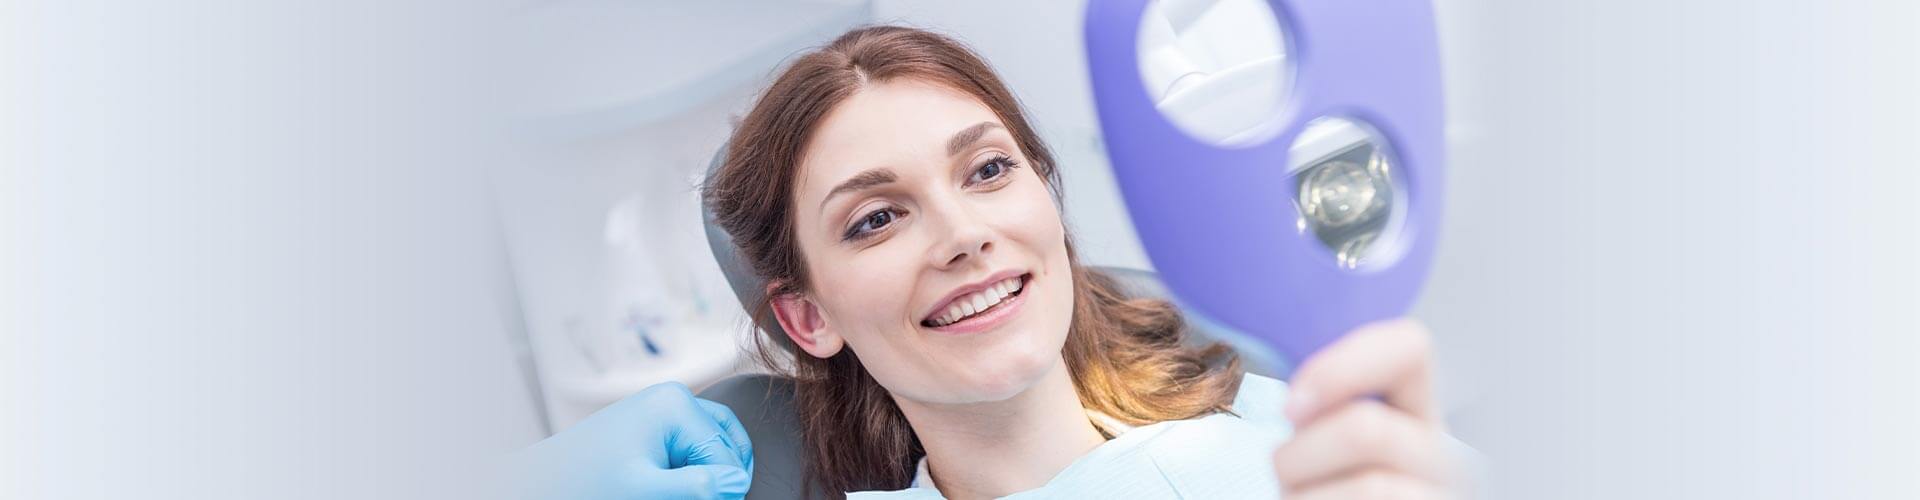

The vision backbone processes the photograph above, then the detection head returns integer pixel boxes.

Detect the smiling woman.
[701,26,1247,496]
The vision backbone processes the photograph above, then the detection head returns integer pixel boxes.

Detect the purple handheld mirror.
[1084,0,1445,367]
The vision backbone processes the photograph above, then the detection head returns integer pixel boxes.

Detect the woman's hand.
[1272,318,1456,499]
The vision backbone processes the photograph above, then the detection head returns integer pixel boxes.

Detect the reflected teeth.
[929,276,1026,327]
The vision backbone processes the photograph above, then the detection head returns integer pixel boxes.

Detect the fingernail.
[1284,387,1315,422]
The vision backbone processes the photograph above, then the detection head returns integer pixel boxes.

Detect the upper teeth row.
[930,276,1024,327]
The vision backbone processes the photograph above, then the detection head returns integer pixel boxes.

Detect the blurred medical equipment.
[493,159,748,432]
[495,0,872,432]
[1086,0,1446,365]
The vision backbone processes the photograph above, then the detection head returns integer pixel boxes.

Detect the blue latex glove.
[516,381,754,500]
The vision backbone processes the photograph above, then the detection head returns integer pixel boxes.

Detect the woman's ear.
[768,284,844,359]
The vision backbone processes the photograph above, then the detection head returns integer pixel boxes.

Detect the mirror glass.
[1287,117,1409,270]
[1136,0,1292,147]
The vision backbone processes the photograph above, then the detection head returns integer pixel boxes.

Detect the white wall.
[1421,1,1919,498]
[3,2,543,498]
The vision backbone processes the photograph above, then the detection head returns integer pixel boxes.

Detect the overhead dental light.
[1085,0,1445,366]
[1290,117,1407,271]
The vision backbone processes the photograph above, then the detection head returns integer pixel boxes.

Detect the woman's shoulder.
[1091,373,1288,499]
[1227,372,1293,431]
[848,374,1295,499]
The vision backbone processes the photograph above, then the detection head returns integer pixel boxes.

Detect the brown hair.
[702,25,1242,495]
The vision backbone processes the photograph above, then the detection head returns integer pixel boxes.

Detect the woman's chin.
[949,346,1062,402]
[905,301,1072,403]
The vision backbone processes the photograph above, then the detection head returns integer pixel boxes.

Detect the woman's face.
[779,78,1075,405]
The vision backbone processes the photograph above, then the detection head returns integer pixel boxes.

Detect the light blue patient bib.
[847,373,1294,499]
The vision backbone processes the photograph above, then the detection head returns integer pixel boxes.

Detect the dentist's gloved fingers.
[641,382,713,425]
[695,397,754,474]
[1284,468,1448,500]
[669,419,750,471]
[1284,318,1437,425]
[517,381,760,500]
[1272,399,1451,489]
[636,383,746,471]
[632,462,751,500]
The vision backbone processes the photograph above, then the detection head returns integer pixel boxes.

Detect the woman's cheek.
[1001,184,1063,244]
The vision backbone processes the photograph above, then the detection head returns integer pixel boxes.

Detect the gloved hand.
[516,381,754,500]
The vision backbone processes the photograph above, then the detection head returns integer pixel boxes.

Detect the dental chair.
[693,151,1284,499]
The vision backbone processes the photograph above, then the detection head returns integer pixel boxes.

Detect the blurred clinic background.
[4,0,1917,499]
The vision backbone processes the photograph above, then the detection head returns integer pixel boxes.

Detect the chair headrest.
[699,147,787,338]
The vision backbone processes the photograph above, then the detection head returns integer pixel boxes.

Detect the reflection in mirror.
[1137,0,1291,146]
[1288,117,1408,270]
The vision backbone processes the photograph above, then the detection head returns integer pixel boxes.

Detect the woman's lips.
[922,274,1030,335]
[920,270,1029,323]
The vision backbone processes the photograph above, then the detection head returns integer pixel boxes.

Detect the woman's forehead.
[796,79,1004,193]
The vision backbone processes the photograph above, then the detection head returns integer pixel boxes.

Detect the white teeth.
[998,277,1022,295]
[928,275,1030,327]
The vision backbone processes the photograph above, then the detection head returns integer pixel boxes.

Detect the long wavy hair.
[702,25,1243,496]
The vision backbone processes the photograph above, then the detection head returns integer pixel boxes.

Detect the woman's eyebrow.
[816,122,1000,212]
[819,168,897,211]
[947,121,1003,156]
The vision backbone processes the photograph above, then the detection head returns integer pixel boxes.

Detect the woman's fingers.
[1272,399,1451,489]
[1284,318,1438,425]
[1284,468,1449,500]
[1273,319,1456,498]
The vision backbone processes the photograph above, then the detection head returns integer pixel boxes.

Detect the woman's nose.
[927,201,995,269]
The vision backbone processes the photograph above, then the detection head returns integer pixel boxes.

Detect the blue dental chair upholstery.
[694,151,1282,499]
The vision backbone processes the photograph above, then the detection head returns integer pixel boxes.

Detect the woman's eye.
[968,155,1020,185]
[845,207,900,241]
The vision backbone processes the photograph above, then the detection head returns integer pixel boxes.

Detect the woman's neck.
[892,359,1107,500]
